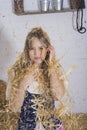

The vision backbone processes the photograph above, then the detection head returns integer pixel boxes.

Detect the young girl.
[7,27,67,130]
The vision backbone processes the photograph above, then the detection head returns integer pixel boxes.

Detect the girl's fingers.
[48,46,55,54]
[32,72,38,77]
[47,46,56,62]
[48,45,55,50]
[32,72,38,81]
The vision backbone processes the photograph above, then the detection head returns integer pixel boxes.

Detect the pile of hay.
[61,113,87,130]
[0,110,87,130]
[0,80,87,130]
[0,80,7,108]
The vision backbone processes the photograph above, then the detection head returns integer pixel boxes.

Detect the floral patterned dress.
[17,82,63,130]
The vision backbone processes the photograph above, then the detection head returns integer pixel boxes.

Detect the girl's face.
[29,38,47,65]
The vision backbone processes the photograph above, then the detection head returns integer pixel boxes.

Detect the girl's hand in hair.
[47,45,56,63]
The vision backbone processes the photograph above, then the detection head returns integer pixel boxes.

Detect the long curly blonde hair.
[8,27,69,116]
[7,27,52,109]
[5,27,76,130]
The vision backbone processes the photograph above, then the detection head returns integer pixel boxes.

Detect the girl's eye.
[29,48,34,50]
[40,47,43,50]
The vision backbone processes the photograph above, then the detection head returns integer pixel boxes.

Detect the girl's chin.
[34,59,43,63]
[33,60,42,65]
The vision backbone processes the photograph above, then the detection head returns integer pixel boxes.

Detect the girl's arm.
[9,86,25,113]
[47,45,66,101]
[9,71,37,112]
[50,68,66,101]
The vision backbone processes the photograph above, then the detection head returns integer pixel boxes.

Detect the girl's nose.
[34,49,40,56]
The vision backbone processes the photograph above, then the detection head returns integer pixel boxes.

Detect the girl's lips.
[34,57,41,60]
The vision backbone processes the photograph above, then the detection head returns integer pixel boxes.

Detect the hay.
[61,113,87,130]
[0,110,87,130]
[0,80,87,130]
[0,80,7,110]
[0,62,87,130]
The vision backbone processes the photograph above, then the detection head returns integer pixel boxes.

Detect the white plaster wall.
[0,0,87,113]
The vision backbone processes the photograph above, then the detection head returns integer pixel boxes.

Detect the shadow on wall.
[0,23,15,80]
